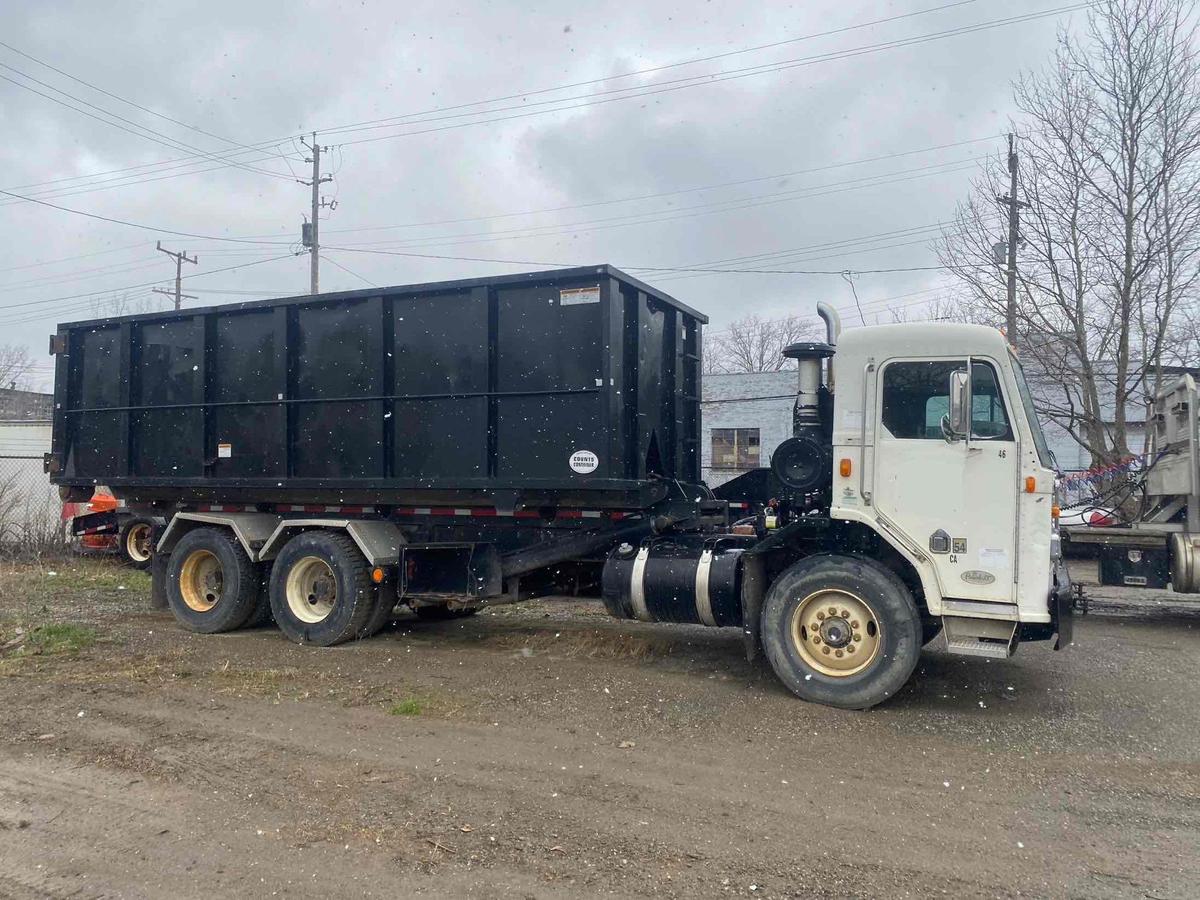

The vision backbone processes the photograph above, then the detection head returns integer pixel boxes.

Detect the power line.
[0,241,148,275]
[323,157,984,255]
[319,136,1001,238]
[0,39,294,166]
[0,64,292,183]
[0,253,301,322]
[312,0,984,140]
[0,186,294,245]
[326,5,1090,147]
[320,253,376,287]
[319,243,964,275]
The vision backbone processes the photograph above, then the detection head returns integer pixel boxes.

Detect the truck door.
[871,357,1018,602]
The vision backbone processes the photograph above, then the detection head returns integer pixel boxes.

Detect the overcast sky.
[0,0,1084,389]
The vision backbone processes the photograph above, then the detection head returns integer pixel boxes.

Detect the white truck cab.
[829,322,1065,656]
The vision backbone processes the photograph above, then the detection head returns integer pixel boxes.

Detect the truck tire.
[119,517,155,570]
[760,555,921,710]
[413,604,478,621]
[166,528,261,633]
[361,590,397,637]
[269,531,376,646]
[243,563,275,628]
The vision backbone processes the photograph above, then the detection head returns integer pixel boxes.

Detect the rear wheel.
[119,517,155,570]
[166,528,260,633]
[269,531,376,646]
[760,555,921,709]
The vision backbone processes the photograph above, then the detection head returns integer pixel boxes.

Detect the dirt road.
[1,559,1198,898]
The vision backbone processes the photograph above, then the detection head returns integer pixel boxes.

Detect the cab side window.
[882,361,959,439]
[881,360,1012,440]
[969,361,1012,440]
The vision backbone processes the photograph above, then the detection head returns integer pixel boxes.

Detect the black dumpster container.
[47,266,707,510]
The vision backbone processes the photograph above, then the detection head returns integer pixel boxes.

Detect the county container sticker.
[569,450,599,473]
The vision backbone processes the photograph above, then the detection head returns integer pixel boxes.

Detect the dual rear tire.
[166,528,389,645]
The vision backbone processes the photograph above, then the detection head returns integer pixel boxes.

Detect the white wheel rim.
[126,523,152,562]
[285,556,337,624]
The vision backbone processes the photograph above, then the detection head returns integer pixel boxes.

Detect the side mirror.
[941,368,970,442]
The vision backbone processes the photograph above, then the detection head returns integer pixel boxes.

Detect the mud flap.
[150,549,169,610]
[740,554,766,662]
[1052,557,1074,650]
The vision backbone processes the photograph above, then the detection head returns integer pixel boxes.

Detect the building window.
[711,428,760,468]
[882,360,1012,440]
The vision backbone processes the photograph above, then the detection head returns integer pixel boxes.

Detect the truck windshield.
[1009,353,1054,468]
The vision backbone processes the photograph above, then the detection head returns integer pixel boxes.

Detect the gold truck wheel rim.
[179,549,223,613]
[790,588,881,677]
[126,523,152,562]
[286,556,337,624]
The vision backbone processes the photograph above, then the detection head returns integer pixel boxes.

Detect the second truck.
[45,265,1071,709]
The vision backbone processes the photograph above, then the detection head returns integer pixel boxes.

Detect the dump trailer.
[1061,374,1200,600]
[45,265,1070,709]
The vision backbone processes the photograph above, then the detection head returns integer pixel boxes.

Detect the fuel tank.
[602,533,755,627]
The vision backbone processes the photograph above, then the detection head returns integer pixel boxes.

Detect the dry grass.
[490,628,667,661]
[208,663,305,697]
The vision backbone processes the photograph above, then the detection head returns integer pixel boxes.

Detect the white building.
[0,389,60,543]
[701,371,797,487]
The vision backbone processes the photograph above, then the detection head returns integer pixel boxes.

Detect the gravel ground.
[0,556,1197,898]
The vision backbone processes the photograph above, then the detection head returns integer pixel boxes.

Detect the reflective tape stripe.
[630,546,651,622]
[694,548,717,626]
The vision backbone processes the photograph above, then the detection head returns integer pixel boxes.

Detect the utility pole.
[153,241,197,310]
[299,132,334,295]
[996,133,1030,344]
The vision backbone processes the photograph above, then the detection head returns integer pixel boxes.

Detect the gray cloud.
[0,0,1076,387]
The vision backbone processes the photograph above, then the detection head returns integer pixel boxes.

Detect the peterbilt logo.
[961,570,996,585]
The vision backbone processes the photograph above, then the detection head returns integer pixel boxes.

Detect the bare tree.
[88,291,155,319]
[938,0,1200,467]
[0,345,35,390]
[705,314,822,374]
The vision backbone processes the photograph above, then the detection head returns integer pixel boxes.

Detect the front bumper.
[1050,557,1074,649]
[1017,558,1073,649]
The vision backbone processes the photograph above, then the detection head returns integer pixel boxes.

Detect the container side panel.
[393,398,488,478]
[129,319,203,476]
[134,319,200,406]
[394,292,487,393]
[636,297,668,476]
[680,315,701,482]
[66,325,125,479]
[211,406,285,477]
[133,409,203,476]
[210,310,285,478]
[496,282,603,392]
[292,300,384,477]
[71,411,127,476]
[212,310,278,402]
[294,300,382,399]
[294,402,383,477]
[496,395,603,479]
[76,327,123,409]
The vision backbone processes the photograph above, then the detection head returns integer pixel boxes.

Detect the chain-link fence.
[0,455,70,555]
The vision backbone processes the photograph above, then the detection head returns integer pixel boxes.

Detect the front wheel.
[760,555,921,709]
